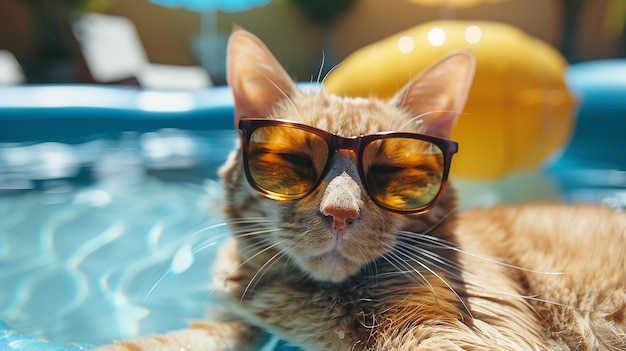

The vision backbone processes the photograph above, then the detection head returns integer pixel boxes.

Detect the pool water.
[0,129,240,347]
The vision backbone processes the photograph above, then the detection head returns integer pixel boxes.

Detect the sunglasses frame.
[238,118,458,214]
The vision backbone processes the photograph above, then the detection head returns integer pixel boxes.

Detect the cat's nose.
[321,206,358,237]
[319,172,362,237]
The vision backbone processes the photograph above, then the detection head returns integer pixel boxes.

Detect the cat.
[98,28,626,351]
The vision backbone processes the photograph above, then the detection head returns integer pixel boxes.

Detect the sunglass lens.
[247,125,328,197]
[363,138,445,211]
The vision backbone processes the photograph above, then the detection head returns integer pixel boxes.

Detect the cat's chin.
[305,250,362,282]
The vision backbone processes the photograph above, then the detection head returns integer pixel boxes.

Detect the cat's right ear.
[391,51,475,139]
[227,28,297,124]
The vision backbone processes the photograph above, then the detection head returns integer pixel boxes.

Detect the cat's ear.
[227,27,297,124]
[391,51,475,138]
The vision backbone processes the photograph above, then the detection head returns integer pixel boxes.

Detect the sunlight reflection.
[137,91,196,112]
[27,87,127,108]
[427,27,446,47]
[112,293,150,338]
[73,189,113,207]
[170,244,194,274]
[464,25,482,44]
[397,35,415,54]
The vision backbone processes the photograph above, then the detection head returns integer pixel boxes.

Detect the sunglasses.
[238,119,458,214]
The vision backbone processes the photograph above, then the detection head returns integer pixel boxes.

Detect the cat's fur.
[99,29,626,351]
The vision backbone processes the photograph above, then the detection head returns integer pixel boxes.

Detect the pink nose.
[321,206,358,237]
[319,173,362,238]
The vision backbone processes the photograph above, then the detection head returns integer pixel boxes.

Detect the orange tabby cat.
[99,28,626,351]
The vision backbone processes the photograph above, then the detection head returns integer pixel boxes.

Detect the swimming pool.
[0,85,235,349]
[1,60,625,350]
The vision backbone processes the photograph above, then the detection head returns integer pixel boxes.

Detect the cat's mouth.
[290,223,390,282]
[305,248,362,282]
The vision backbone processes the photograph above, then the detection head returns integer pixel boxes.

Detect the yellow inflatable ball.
[325,20,577,179]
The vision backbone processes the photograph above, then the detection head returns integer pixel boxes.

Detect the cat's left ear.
[391,51,475,138]
[227,27,298,124]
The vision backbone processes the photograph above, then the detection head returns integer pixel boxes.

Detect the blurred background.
[0,0,624,86]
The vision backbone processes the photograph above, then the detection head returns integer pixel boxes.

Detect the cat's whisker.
[402,246,465,280]
[397,82,411,113]
[227,217,275,223]
[210,231,288,299]
[363,257,380,286]
[284,228,312,240]
[172,221,232,247]
[319,62,343,87]
[394,245,474,319]
[398,232,478,264]
[240,247,287,301]
[192,218,275,249]
[224,217,278,235]
[275,229,317,257]
[396,109,458,132]
[192,234,229,254]
[402,231,566,276]
[262,75,302,121]
[316,50,326,85]
[193,225,278,255]
[421,207,459,235]
[310,61,343,119]
[380,250,439,299]
[470,287,571,309]
[141,222,240,302]
[394,231,573,310]
[376,241,428,280]
[232,227,281,239]
[225,219,275,230]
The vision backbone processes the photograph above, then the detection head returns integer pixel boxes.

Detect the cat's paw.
[95,321,267,351]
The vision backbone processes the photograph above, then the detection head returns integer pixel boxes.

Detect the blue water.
[0,129,242,348]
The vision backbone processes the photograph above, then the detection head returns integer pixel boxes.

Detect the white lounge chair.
[0,50,25,85]
[73,13,212,90]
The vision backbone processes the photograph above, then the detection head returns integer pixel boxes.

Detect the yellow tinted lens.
[363,138,445,210]
[248,126,328,197]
